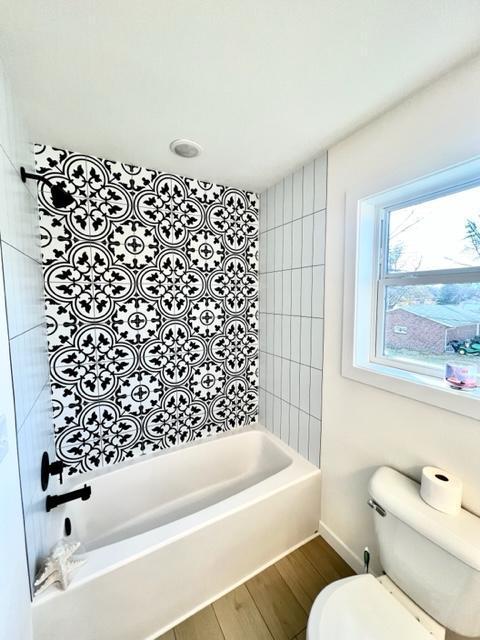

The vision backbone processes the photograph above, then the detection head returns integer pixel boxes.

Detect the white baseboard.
[317,520,365,575]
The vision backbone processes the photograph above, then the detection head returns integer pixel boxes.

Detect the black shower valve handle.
[50,459,65,484]
[41,451,65,491]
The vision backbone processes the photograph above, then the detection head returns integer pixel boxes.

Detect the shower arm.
[20,166,75,208]
[20,166,53,186]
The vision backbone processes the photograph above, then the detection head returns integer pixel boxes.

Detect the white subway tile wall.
[259,153,326,466]
[0,58,63,594]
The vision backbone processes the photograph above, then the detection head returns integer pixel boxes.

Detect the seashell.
[34,540,85,595]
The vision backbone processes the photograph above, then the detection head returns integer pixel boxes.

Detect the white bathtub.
[33,428,321,640]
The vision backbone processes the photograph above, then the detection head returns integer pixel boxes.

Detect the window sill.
[342,359,480,421]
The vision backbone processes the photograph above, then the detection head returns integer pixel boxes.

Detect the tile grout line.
[265,191,270,430]
[261,389,312,422]
[258,352,323,377]
[296,167,304,452]
[262,206,326,233]
[271,186,276,433]
[304,162,316,454]
[288,183,294,443]
[1,238,43,267]
[261,262,325,274]
[278,181,285,443]
[318,153,328,467]
[16,378,50,433]
[287,174,294,447]
[259,194,268,431]
[307,183,317,461]
[261,311,325,320]
[9,321,44,342]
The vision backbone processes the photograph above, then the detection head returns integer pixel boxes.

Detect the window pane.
[382,283,480,373]
[387,184,480,273]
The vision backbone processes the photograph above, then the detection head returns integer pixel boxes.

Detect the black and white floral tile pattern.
[35,145,259,475]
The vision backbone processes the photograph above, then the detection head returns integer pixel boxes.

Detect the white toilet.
[307,466,480,639]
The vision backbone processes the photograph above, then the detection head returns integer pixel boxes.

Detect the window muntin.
[376,182,480,377]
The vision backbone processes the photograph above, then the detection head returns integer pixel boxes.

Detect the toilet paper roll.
[420,466,463,515]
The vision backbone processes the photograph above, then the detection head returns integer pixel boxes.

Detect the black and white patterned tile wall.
[258,153,327,466]
[34,145,259,476]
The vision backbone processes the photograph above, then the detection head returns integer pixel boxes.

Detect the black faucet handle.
[41,452,66,491]
[50,459,65,484]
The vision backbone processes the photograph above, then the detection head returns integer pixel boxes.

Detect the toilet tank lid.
[369,467,480,571]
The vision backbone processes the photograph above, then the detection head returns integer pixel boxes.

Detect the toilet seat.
[306,574,433,639]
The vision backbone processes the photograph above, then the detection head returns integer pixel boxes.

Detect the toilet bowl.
[306,574,432,639]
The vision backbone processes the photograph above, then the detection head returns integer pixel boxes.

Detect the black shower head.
[49,182,75,209]
[20,167,75,209]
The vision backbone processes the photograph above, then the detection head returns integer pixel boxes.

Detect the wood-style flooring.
[157,536,355,640]
[157,535,470,640]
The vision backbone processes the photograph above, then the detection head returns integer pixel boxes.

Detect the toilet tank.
[369,467,480,638]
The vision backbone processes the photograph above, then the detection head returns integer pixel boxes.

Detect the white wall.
[0,58,33,640]
[0,257,32,640]
[322,54,480,580]
[0,54,63,610]
[258,155,326,465]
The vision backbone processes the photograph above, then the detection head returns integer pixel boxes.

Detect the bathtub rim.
[61,423,263,488]
[33,427,320,604]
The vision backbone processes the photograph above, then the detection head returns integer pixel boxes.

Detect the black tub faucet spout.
[46,484,91,512]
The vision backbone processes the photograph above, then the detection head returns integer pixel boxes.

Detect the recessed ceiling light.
[169,139,202,158]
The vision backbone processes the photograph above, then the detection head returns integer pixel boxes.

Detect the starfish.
[34,540,85,595]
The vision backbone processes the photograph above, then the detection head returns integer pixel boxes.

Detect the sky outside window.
[387,184,480,273]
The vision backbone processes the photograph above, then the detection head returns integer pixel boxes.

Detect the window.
[393,325,408,335]
[376,184,480,377]
[342,156,480,419]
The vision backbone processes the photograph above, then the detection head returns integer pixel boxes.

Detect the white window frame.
[342,156,480,420]
[374,182,480,379]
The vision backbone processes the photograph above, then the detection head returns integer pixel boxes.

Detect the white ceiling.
[1,1,480,193]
